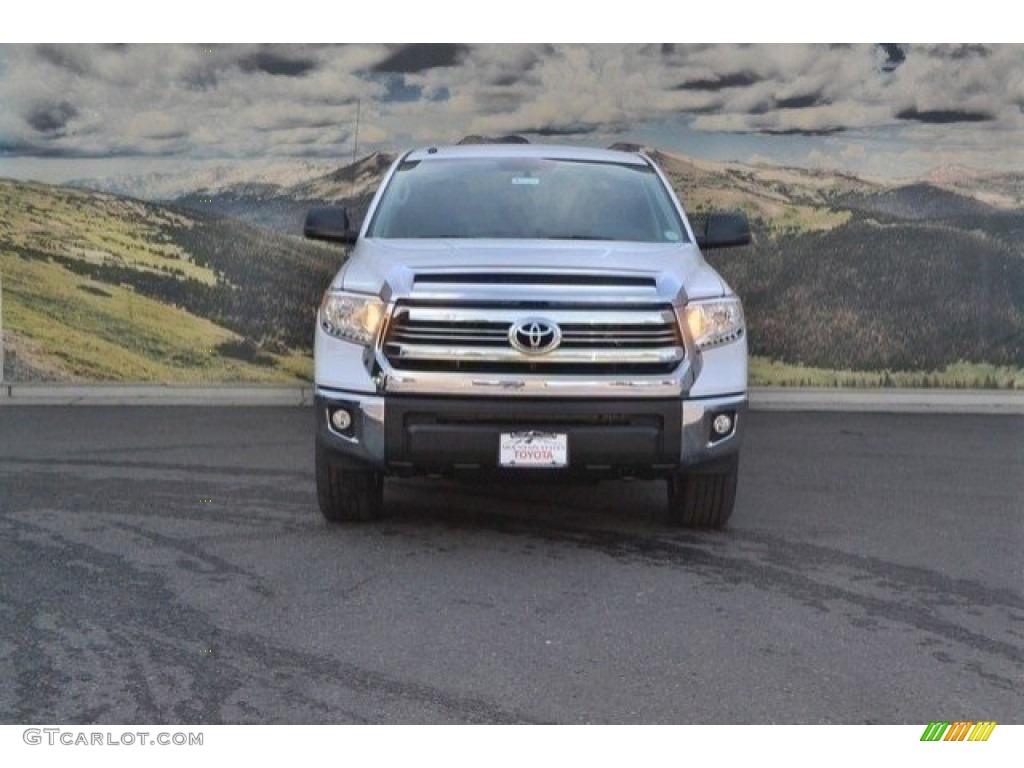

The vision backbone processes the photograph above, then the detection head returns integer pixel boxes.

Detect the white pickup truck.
[304,143,751,528]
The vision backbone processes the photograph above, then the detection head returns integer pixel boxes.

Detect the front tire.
[315,442,384,522]
[665,454,739,529]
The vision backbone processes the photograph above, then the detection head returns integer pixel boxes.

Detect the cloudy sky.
[1,43,1022,183]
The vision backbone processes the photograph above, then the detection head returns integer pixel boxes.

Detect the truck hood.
[333,238,730,304]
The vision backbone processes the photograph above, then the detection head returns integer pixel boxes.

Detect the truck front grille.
[382,304,685,375]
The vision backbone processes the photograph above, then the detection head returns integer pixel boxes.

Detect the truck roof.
[403,143,649,165]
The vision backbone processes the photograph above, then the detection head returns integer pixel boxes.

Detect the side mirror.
[304,206,358,245]
[697,212,751,249]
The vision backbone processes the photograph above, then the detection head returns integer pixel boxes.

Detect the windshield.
[366,156,689,243]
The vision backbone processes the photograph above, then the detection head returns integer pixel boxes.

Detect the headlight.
[319,292,386,346]
[683,298,745,350]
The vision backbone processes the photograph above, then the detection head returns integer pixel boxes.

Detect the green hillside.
[630,148,1024,387]
[0,179,333,382]
[714,212,1024,375]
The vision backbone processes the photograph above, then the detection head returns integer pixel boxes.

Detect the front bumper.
[315,387,746,477]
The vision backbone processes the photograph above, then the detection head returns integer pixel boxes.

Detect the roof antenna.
[350,98,361,199]
[351,99,361,166]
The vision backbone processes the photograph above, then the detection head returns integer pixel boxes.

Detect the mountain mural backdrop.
[2,143,1022,387]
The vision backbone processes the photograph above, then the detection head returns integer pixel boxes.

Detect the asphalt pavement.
[0,407,1021,723]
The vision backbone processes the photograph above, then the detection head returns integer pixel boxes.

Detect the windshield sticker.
[511,177,541,185]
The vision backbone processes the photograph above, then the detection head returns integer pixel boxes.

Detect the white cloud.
[1,43,1022,178]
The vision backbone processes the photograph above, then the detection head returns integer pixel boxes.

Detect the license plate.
[499,432,568,468]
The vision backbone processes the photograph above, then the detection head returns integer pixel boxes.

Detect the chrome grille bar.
[382,304,684,374]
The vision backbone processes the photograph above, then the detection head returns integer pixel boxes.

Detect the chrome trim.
[508,317,562,356]
[381,304,684,375]
[380,365,694,398]
[388,328,678,343]
[388,344,684,365]
[393,306,676,326]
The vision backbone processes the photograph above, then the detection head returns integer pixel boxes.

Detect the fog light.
[330,408,353,432]
[712,413,734,437]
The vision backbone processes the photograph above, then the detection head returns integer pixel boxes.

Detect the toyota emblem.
[509,318,562,355]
